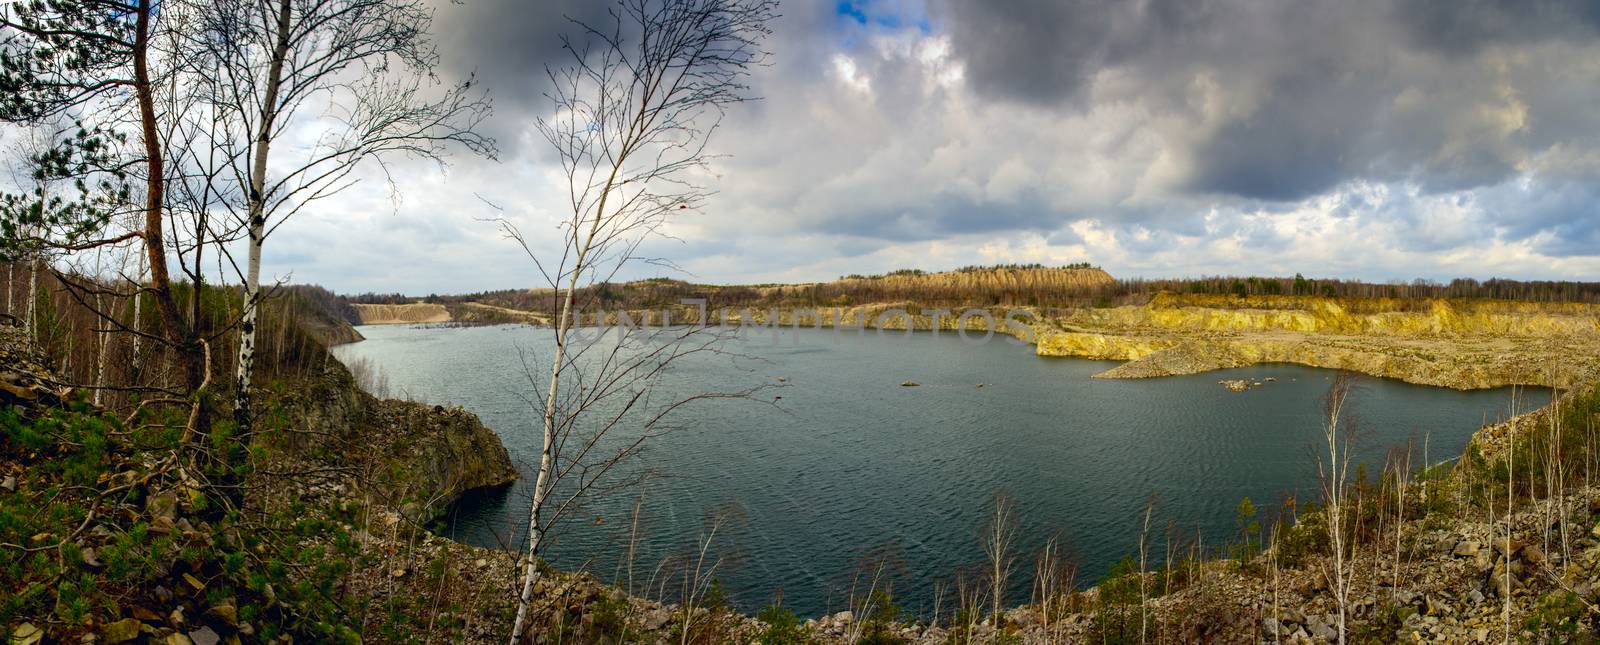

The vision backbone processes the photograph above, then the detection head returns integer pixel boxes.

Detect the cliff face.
[269,360,515,522]
[1063,293,1600,337]
[350,302,452,325]
[1032,295,1600,390]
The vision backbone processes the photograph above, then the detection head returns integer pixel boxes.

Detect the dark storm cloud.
[929,0,1221,105]
[428,0,614,155]
[1477,174,1600,258]
[932,0,1600,202]
[1392,0,1600,54]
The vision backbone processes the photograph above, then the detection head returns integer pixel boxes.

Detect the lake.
[332,323,1547,618]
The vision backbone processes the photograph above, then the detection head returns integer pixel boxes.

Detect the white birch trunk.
[92,250,108,406]
[130,252,145,367]
[234,0,293,431]
[25,257,38,344]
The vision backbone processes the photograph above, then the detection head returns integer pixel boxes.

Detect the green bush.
[755,603,809,645]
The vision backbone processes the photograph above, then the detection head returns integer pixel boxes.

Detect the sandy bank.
[350,302,451,324]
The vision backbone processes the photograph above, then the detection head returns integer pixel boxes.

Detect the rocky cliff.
[1033,294,1600,389]
[267,359,516,522]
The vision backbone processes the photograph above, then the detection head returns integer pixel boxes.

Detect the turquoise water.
[333,324,1546,618]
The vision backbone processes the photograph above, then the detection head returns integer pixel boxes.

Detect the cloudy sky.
[260,0,1600,295]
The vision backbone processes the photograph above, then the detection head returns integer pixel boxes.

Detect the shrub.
[755,603,809,645]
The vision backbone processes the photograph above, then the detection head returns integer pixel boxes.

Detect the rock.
[391,567,408,578]
[1,475,15,492]
[1490,562,1514,597]
[900,381,919,387]
[1453,541,1481,558]
[1492,537,1522,558]
[1306,615,1339,641]
[182,572,205,591]
[166,634,195,645]
[1467,589,1485,605]
[1475,549,1494,571]
[170,606,186,627]
[147,490,179,523]
[643,607,672,631]
[81,547,102,569]
[1423,595,1451,616]
[102,618,143,643]
[187,627,221,645]
[830,610,855,624]
[206,600,237,627]
[11,623,42,645]
[1523,543,1546,566]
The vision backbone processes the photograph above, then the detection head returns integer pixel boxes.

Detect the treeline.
[775,265,1115,308]
[426,269,1600,316]
[1114,274,1600,304]
[451,266,1119,312]
[838,262,1098,281]
[345,292,427,305]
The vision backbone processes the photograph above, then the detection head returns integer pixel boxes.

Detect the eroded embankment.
[1036,294,1600,390]
[349,302,451,325]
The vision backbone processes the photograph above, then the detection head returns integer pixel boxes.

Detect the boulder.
[102,618,143,644]
[187,627,221,645]
[643,607,673,631]
[206,599,237,627]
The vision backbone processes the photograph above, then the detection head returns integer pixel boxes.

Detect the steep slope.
[1035,294,1600,389]
[349,302,451,324]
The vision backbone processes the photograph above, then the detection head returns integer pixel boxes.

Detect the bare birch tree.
[1317,372,1359,645]
[169,0,494,438]
[497,1,777,641]
[982,491,1019,626]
